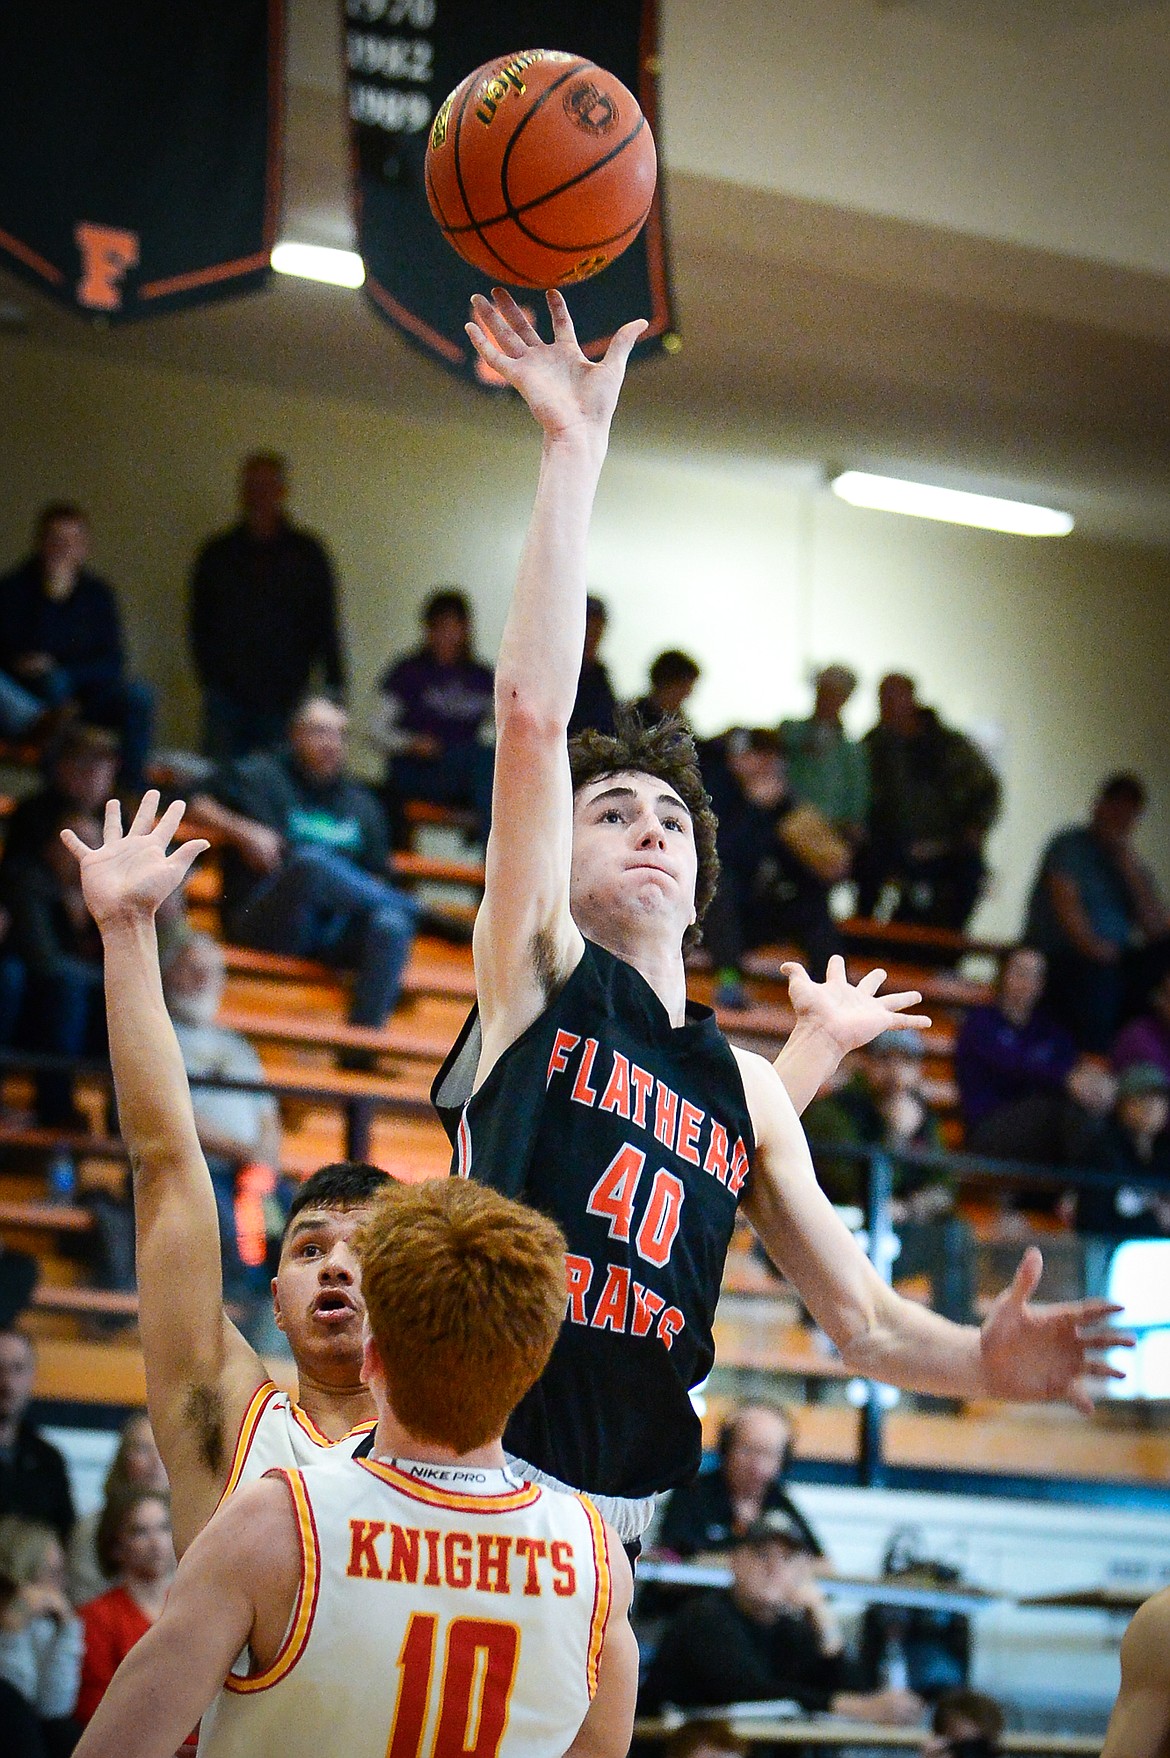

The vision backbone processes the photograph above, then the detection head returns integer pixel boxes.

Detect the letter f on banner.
[75,221,139,310]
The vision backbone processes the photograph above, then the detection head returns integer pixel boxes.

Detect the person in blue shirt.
[1024,775,1170,1052]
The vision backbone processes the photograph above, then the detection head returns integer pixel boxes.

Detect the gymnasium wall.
[1,330,1166,940]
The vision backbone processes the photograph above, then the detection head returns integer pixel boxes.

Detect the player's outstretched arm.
[72,1479,295,1758]
[62,794,270,1553]
[465,290,646,1074]
[734,1048,1131,1408]
[565,1531,637,1758]
[1102,1589,1170,1758]
[774,955,932,1114]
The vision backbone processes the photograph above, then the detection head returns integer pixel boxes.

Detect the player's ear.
[361,1329,382,1391]
[271,1276,285,1333]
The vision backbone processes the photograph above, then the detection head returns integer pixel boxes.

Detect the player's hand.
[466,288,647,443]
[979,1245,1134,1414]
[782,954,932,1056]
[61,790,209,930]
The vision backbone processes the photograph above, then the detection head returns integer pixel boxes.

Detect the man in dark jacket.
[0,505,154,786]
[191,696,417,1042]
[640,1511,920,1725]
[0,1330,74,1542]
[857,674,1000,932]
[189,454,347,761]
[656,1401,823,1560]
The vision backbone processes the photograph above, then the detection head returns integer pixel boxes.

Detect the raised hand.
[782,954,932,1056]
[465,288,647,443]
[980,1245,1133,1414]
[60,791,209,931]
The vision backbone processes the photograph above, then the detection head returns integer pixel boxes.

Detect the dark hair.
[664,1723,749,1758]
[568,709,720,948]
[1099,772,1147,810]
[95,1486,171,1579]
[649,649,701,691]
[423,588,470,626]
[283,1163,390,1239]
[241,451,287,478]
[932,1689,1004,1743]
[36,502,88,541]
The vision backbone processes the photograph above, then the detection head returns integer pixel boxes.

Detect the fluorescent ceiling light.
[830,470,1073,537]
[271,242,365,289]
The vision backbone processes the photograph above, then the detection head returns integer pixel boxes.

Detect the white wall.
[1,332,1167,939]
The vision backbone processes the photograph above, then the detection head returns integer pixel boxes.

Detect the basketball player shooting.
[73,1177,637,1758]
[433,287,1131,1550]
[63,798,386,1555]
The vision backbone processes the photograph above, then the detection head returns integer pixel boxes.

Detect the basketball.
[425,49,658,289]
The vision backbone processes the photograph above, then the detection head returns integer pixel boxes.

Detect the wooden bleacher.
[5,785,1150,1494]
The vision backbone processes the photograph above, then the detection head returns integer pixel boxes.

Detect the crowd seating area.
[2,763,1164,1503]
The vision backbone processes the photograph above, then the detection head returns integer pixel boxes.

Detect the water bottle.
[46,1154,76,1205]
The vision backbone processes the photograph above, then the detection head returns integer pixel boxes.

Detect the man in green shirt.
[779,664,869,848]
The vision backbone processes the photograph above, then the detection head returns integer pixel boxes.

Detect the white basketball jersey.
[218,1380,376,1503]
[197,1454,612,1758]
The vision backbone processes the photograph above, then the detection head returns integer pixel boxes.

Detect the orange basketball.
[425,49,657,289]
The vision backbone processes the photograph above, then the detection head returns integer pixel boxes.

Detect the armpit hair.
[184,1382,226,1477]
[531,926,562,1001]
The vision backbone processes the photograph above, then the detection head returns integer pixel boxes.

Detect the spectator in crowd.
[371,588,494,846]
[2,724,120,870]
[568,594,618,739]
[1024,774,1170,1053]
[0,1333,73,1543]
[640,1511,922,1725]
[857,674,1000,931]
[0,1515,82,1748]
[0,504,154,787]
[701,728,847,1007]
[804,1032,971,1323]
[663,1723,748,1758]
[3,810,104,1128]
[632,649,701,728]
[779,663,870,850]
[1076,1063,1170,1243]
[191,696,417,1055]
[75,1489,175,1725]
[161,932,283,1307]
[68,1416,168,1609]
[1115,952,1170,1083]
[189,453,347,762]
[656,1401,822,1561]
[922,1689,1004,1757]
[956,944,1115,1165]
[0,1246,37,1331]
[857,1533,971,1704]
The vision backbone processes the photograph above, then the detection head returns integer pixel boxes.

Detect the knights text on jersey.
[216,1381,377,1505]
[432,940,755,1503]
[196,1455,611,1758]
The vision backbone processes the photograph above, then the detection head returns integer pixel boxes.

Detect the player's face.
[570,771,698,950]
[273,1205,369,1378]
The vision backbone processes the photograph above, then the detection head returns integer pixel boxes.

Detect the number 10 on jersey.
[386,1614,519,1758]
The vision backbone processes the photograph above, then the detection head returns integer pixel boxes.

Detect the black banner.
[0,1,283,321]
[345,0,675,386]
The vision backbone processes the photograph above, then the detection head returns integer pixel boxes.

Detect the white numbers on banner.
[346,0,437,26]
[348,32,433,82]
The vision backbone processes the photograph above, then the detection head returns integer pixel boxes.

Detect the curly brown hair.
[568,710,719,948]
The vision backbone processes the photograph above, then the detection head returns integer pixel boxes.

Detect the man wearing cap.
[640,1509,922,1725]
[780,664,870,851]
[804,1031,972,1323]
[1077,1063,1170,1243]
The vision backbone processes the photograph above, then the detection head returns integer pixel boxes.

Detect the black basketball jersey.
[432,939,755,1503]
